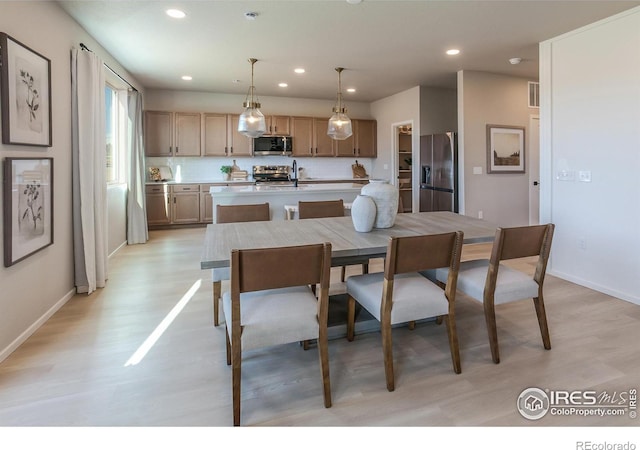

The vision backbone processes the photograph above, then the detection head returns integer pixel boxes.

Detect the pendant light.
[238,58,267,138]
[327,67,353,140]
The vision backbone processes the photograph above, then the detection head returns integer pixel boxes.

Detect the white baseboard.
[548,269,640,306]
[0,288,76,364]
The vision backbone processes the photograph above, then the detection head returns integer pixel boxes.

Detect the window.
[105,80,128,184]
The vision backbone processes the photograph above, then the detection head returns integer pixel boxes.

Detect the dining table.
[200,211,498,270]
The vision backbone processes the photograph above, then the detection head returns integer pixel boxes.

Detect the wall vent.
[528,81,540,108]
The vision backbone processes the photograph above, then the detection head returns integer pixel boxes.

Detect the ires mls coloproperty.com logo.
[517,387,637,420]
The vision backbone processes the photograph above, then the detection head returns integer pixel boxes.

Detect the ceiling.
[57,0,640,103]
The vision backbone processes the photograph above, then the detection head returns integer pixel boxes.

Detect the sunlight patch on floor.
[124,279,202,367]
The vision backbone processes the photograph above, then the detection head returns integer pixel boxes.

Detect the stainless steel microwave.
[253,136,292,156]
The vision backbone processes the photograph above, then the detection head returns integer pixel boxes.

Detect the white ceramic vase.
[361,179,398,228]
[351,194,376,232]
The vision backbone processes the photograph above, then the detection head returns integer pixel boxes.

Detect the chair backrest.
[488,223,555,286]
[216,203,270,224]
[381,231,464,313]
[298,199,344,219]
[231,242,332,294]
[384,231,464,278]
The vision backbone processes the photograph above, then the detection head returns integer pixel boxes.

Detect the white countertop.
[210,183,363,196]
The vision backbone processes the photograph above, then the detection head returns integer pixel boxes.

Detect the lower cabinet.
[171,185,200,224]
[146,184,201,227]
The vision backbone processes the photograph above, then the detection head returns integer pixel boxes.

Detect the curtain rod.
[79,42,138,92]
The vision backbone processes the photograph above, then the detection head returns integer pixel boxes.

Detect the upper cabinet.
[145,110,376,159]
[144,111,200,157]
[334,119,377,157]
[265,115,291,136]
[354,119,377,157]
[290,117,334,157]
[202,114,253,157]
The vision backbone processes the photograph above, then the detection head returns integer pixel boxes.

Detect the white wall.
[0,2,142,361]
[540,7,640,304]
[370,86,421,209]
[458,71,537,226]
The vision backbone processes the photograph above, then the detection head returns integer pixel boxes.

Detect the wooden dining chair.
[434,223,555,364]
[212,203,270,326]
[346,231,464,392]
[298,199,368,282]
[223,242,332,426]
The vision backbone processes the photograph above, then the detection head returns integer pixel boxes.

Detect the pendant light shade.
[327,67,353,140]
[238,58,267,138]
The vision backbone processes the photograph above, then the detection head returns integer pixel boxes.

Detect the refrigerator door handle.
[422,165,431,185]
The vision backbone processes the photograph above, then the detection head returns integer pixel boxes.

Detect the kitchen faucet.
[291,159,298,187]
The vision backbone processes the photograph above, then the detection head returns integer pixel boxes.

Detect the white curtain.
[127,90,148,244]
[71,48,107,294]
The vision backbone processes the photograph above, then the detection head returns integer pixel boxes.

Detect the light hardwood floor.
[0,227,638,428]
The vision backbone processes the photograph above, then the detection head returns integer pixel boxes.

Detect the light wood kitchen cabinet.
[354,119,377,157]
[144,111,201,157]
[313,118,335,156]
[203,113,229,156]
[291,116,314,156]
[203,114,253,157]
[144,111,173,157]
[228,115,253,156]
[171,185,200,224]
[200,182,255,223]
[145,185,171,226]
[335,119,377,157]
[265,116,290,135]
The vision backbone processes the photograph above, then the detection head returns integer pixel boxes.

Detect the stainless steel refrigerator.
[419,132,458,213]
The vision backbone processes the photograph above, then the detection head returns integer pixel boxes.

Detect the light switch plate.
[556,170,575,181]
[473,166,482,175]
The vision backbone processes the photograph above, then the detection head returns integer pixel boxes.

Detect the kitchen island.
[209,183,363,221]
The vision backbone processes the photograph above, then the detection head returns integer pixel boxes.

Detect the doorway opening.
[393,122,414,213]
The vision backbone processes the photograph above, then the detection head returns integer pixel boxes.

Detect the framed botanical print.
[486,125,525,174]
[3,157,54,267]
[0,32,52,147]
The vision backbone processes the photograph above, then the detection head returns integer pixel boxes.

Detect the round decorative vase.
[351,195,376,232]
[361,179,399,228]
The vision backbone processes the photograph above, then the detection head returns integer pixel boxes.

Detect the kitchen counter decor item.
[351,160,368,178]
[361,179,398,228]
[351,194,376,232]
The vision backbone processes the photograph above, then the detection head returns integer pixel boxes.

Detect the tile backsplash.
[146,156,373,182]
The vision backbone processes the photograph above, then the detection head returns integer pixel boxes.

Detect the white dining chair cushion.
[347,272,449,325]
[212,267,230,282]
[222,286,319,352]
[435,259,539,305]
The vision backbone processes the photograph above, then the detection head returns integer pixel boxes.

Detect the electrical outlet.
[478,210,483,219]
[383,164,388,170]
[579,170,592,182]
[578,238,587,250]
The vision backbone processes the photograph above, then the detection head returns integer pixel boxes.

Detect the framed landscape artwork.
[0,32,52,147]
[486,125,525,174]
[3,157,54,267]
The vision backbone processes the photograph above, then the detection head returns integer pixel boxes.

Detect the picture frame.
[0,32,52,147]
[3,157,54,267]
[486,125,525,174]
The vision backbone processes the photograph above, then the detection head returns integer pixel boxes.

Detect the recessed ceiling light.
[181,75,192,81]
[509,57,522,65]
[294,68,305,74]
[446,49,460,56]
[278,83,288,88]
[166,9,186,19]
[232,79,241,84]
[346,0,363,4]
[244,11,258,20]
[347,88,356,93]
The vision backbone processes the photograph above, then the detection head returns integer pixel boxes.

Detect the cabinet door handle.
[175,146,179,154]
[224,146,228,155]
[230,146,233,154]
